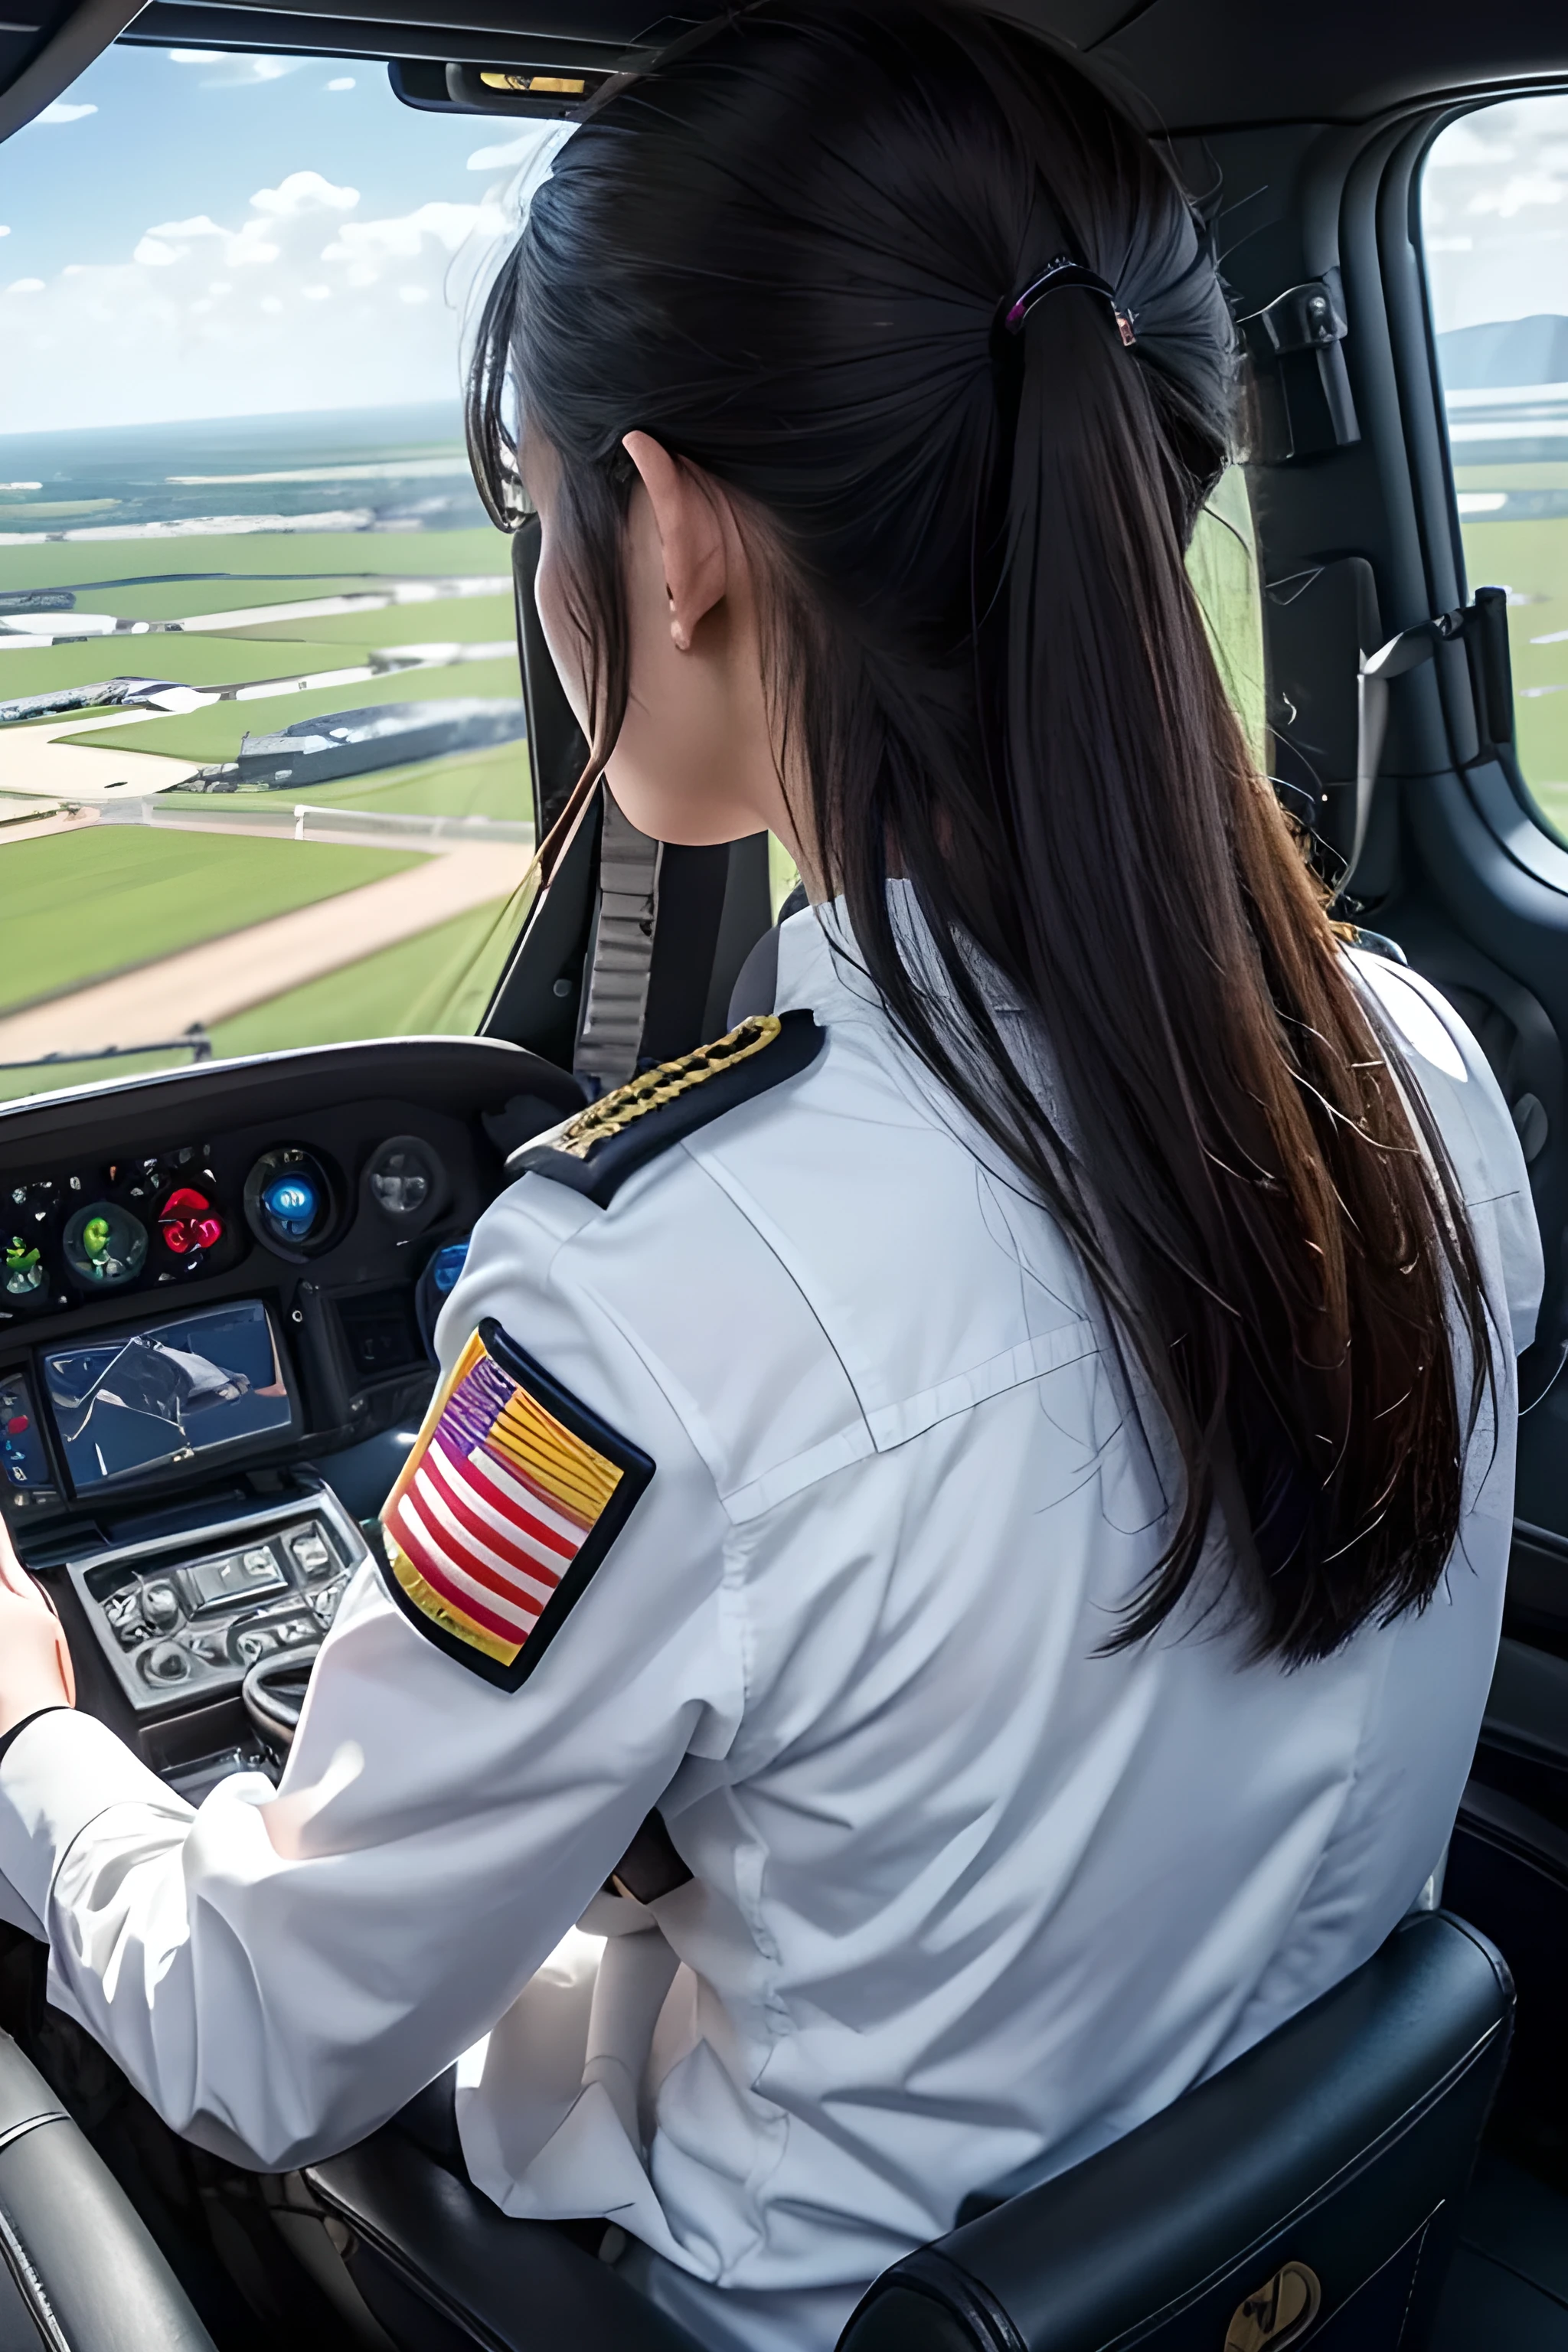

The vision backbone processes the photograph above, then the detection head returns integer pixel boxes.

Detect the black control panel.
[0,1093,504,1526]
[0,1039,583,1785]
[69,1485,369,1716]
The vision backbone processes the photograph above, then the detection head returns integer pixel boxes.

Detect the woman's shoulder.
[454,994,1099,1524]
[1346,945,1543,1351]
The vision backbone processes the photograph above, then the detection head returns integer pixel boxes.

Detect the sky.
[1423,95,1568,337]
[0,44,560,433]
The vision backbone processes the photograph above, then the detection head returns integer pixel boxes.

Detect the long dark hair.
[469,1,1493,1665]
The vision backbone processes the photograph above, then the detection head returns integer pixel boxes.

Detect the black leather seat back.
[838,1911,1513,2352]
[0,2030,215,2351]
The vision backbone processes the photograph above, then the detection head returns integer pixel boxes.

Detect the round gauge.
[2,1230,47,1302]
[158,1187,224,1260]
[62,1200,149,1292]
[364,1135,446,1230]
[415,1235,470,1361]
[243,1148,337,1259]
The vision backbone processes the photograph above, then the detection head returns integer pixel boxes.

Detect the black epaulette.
[508,1010,825,1207]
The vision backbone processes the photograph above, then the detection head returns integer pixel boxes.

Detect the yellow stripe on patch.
[485,1389,623,1523]
[387,1542,522,1668]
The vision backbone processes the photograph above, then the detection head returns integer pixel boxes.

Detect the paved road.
[0,710,198,802]
[0,841,532,1064]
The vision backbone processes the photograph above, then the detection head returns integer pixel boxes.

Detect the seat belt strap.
[573,789,663,1098]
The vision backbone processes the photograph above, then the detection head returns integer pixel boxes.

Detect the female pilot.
[0,8,1541,2349]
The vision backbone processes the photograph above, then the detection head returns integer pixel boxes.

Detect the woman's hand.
[0,1518,74,1737]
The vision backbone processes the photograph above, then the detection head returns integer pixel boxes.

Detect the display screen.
[43,1301,293,1494]
[0,1370,52,1493]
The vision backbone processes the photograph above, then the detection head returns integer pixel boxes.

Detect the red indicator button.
[159,1187,224,1256]
[5,1416,25,1437]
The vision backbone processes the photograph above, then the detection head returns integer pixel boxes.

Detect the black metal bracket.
[1241,268,1360,462]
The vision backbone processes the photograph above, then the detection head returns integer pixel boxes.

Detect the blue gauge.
[416,1235,471,1363]
[430,1240,468,1295]
[262,1176,317,1240]
[244,1148,336,1257]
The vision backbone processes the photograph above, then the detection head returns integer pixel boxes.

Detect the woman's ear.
[622,430,729,652]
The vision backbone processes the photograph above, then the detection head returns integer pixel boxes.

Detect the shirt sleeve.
[0,1176,742,2171]
[1348,948,1544,1357]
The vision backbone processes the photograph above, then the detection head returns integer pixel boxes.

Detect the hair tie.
[1004,256,1136,347]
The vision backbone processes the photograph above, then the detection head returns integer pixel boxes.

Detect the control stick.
[240,1648,321,1759]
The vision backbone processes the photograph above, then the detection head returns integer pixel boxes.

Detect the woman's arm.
[0,1191,741,2171]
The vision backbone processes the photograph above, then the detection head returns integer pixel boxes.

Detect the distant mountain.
[1437,315,1568,390]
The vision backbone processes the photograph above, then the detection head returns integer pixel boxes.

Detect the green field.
[0,528,510,610]
[206,893,525,1061]
[0,828,423,1013]
[76,655,521,765]
[0,632,387,703]
[156,739,532,825]
[1189,466,1268,768]
[1457,499,1568,841]
[230,592,514,647]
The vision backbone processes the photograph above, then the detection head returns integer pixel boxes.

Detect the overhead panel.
[0,0,145,140]
[117,0,679,73]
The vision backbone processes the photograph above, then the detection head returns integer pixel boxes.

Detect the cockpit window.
[1423,96,1568,846]
[0,44,555,1105]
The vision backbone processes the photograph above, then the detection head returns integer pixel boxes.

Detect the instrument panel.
[0,1039,580,1770]
[0,1041,580,1530]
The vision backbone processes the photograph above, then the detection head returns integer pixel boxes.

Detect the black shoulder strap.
[509,1009,824,1207]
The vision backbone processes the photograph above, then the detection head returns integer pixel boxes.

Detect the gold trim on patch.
[1224,2261,1322,2350]
[550,1014,782,1161]
[386,1537,522,1668]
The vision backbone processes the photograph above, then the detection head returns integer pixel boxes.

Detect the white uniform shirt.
[0,902,1542,2352]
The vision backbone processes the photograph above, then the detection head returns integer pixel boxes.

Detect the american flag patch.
[379,1319,655,1689]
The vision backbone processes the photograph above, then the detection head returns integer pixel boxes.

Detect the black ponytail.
[470,0,1493,1665]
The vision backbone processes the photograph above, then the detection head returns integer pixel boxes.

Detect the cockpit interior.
[1,2,1567,2348]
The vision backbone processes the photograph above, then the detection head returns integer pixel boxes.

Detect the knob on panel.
[243,1148,338,1259]
[363,1135,446,1232]
[140,1641,189,1686]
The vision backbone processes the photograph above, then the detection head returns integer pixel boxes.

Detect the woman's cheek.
[533,532,593,738]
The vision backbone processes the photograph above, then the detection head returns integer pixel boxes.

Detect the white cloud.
[1468,170,1566,217]
[322,200,489,265]
[327,76,356,92]
[469,136,538,172]
[1427,121,1514,168]
[5,279,43,295]
[148,215,227,240]
[251,169,359,217]
[0,171,509,429]
[0,227,9,238]
[168,51,305,87]
[32,101,96,125]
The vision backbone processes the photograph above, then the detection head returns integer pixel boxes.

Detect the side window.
[1187,466,1267,770]
[1423,97,1568,844]
[0,44,552,1104]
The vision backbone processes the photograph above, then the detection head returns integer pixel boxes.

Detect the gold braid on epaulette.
[553,1014,782,1161]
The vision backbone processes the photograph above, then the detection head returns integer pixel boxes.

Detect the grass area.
[0,528,511,610]
[207,893,525,1059]
[1459,513,1568,839]
[229,593,515,647]
[0,1045,206,1109]
[72,656,521,763]
[0,632,381,701]
[1189,466,1268,768]
[157,738,533,825]
[0,828,424,1014]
